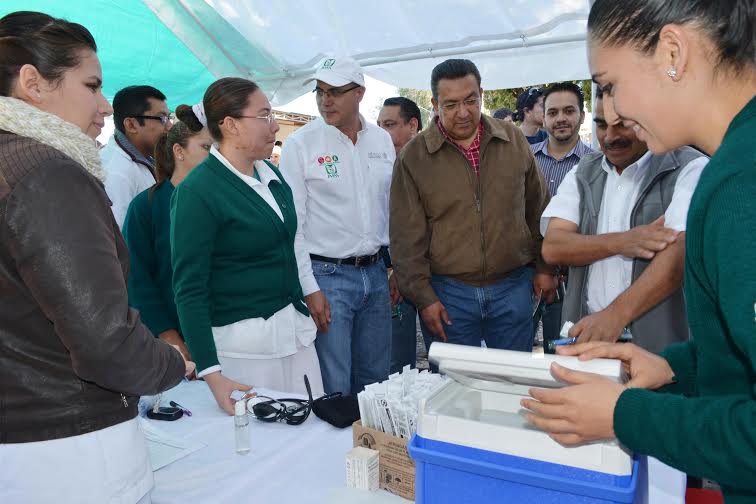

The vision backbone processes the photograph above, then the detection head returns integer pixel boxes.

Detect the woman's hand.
[522,342,678,446]
[203,371,253,415]
[557,342,676,390]
[521,363,624,446]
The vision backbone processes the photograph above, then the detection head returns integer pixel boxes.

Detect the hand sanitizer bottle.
[234,399,250,455]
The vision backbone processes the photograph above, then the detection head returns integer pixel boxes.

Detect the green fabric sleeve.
[614,388,756,491]
[170,184,219,373]
[615,171,756,492]
[657,341,698,396]
[123,194,175,336]
[709,174,756,372]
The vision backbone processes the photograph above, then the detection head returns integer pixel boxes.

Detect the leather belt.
[310,252,380,267]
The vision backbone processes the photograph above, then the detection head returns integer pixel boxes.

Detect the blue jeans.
[312,260,392,395]
[390,300,418,374]
[421,267,534,365]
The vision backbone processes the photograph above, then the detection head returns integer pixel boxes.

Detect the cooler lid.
[429,343,626,391]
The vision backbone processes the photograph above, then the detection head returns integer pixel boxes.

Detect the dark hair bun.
[174,104,204,132]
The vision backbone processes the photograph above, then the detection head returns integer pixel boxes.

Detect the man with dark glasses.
[101,85,173,227]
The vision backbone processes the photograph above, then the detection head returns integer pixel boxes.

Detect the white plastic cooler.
[408,343,639,504]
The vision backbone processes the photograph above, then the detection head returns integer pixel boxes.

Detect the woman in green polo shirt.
[123,104,212,365]
[521,1,756,501]
[171,77,324,414]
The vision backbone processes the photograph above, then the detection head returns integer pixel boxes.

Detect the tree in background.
[399,80,592,125]
[397,88,433,127]
[483,80,592,114]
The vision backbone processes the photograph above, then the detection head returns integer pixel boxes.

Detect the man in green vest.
[539,89,707,353]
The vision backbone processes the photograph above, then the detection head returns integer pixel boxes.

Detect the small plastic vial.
[234,399,250,455]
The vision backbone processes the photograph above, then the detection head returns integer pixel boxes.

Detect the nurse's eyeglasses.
[247,375,339,425]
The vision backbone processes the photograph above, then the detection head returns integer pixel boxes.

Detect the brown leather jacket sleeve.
[389,155,438,310]
[523,154,556,274]
[5,158,184,396]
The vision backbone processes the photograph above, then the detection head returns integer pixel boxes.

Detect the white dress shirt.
[541,151,707,314]
[101,135,156,228]
[198,148,317,378]
[279,115,396,296]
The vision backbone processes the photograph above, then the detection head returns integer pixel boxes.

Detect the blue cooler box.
[410,343,638,503]
[409,435,638,503]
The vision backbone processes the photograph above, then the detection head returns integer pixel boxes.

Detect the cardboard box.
[352,420,415,501]
[346,446,380,492]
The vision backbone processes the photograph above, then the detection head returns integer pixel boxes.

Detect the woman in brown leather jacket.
[0,11,190,503]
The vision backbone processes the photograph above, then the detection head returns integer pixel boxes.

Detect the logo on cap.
[322,58,336,70]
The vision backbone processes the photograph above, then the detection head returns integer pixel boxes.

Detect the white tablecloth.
[147,381,683,504]
[147,380,380,503]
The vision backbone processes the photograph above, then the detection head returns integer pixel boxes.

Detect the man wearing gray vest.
[540,89,707,353]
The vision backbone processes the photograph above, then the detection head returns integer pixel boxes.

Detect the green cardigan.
[123,181,180,338]
[614,97,756,502]
[170,154,308,373]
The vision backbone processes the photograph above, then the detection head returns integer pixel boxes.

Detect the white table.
[147,380,397,503]
[147,381,683,504]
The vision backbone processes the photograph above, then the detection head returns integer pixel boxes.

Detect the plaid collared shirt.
[530,139,594,196]
[437,118,484,177]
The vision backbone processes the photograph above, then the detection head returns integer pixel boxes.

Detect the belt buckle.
[355,255,368,267]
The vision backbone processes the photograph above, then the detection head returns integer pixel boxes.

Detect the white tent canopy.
[145,0,592,105]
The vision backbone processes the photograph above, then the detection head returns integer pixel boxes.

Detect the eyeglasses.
[247,375,339,425]
[133,115,171,125]
[528,87,543,96]
[440,97,481,113]
[234,112,277,125]
[313,84,361,100]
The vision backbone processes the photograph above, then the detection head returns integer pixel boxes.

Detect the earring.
[178,156,184,161]
[666,67,678,79]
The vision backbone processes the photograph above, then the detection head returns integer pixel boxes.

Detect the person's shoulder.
[364,121,390,139]
[577,150,604,167]
[129,186,152,207]
[100,136,131,167]
[286,118,326,142]
[398,127,434,163]
[364,122,395,151]
[179,156,216,190]
[124,185,154,224]
[571,150,605,178]
[530,139,546,154]
[0,132,96,189]
[578,140,596,154]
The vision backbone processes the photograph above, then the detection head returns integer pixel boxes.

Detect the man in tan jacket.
[389,59,556,353]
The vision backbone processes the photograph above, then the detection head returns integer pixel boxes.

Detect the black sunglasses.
[132,114,171,125]
[249,375,339,426]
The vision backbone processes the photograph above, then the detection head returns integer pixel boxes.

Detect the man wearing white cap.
[280,56,396,395]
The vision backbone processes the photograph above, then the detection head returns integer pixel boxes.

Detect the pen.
[169,400,192,416]
[551,336,578,346]
[545,336,578,354]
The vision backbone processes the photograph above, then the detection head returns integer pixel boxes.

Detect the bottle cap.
[234,399,247,416]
